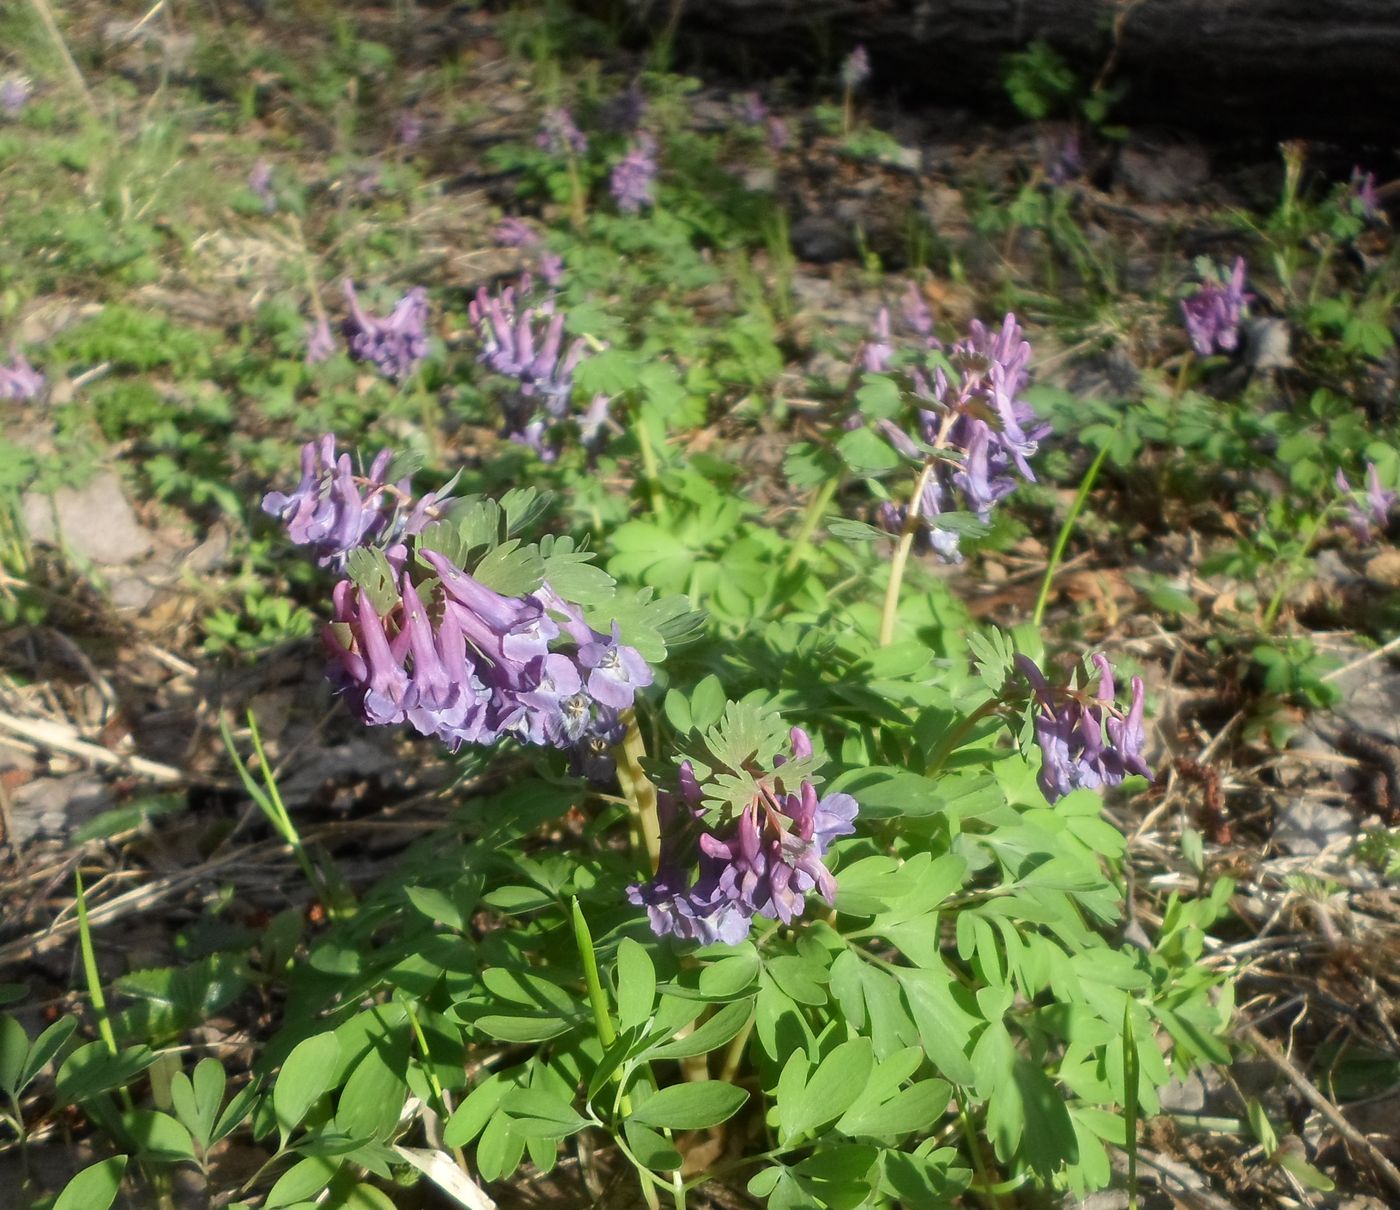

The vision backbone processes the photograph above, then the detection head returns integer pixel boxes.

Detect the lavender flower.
[1037,124,1083,186]
[1016,653,1152,803]
[737,92,768,125]
[537,107,587,157]
[0,354,45,402]
[1336,464,1397,542]
[874,312,1048,561]
[841,45,871,91]
[469,277,594,457]
[322,544,651,765]
[628,729,858,945]
[610,131,658,215]
[766,117,790,152]
[537,250,564,288]
[1181,257,1251,357]
[396,110,423,147]
[262,435,450,568]
[0,77,30,118]
[249,159,276,213]
[494,218,540,248]
[860,308,894,374]
[305,314,336,365]
[1348,167,1382,222]
[342,280,429,381]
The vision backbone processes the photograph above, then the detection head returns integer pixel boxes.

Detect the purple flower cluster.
[628,729,858,945]
[469,276,608,458]
[1181,257,1251,357]
[1037,124,1083,186]
[1336,464,1396,542]
[304,314,336,365]
[324,550,651,762]
[1348,168,1382,222]
[610,132,658,215]
[875,313,1048,561]
[841,46,871,91]
[537,107,588,157]
[342,280,429,381]
[1,77,30,118]
[261,435,450,569]
[396,110,423,148]
[0,354,44,401]
[1016,653,1151,804]
[249,159,276,213]
[494,218,540,248]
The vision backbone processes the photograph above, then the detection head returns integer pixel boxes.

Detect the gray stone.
[1117,135,1209,203]
[1273,794,1358,855]
[10,774,115,846]
[21,471,155,565]
[1244,317,1293,371]
[790,214,854,264]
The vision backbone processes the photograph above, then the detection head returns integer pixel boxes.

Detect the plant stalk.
[1032,440,1111,628]
[877,458,937,647]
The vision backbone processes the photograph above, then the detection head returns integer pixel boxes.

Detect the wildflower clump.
[629,713,858,944]
[264,437,694,775]
[1336,463,1397,541]
[609,131,658,214]
[1181,257,1251,357]
[0,353,44,401]
[1016,652,1152,803]
[342,280,430,381]
[469,274,609,458]
[872,312,1048,561]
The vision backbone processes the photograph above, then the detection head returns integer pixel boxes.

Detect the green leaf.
[644,998,753,1061]
[55,1042,157,1105]
[473,539,545,597]
[0,1015,27,1097]
[825,516,889,543]
[404,886,464,930]
[630,1081,749,1130]
[499,486,554,537]
[0,985,26,1006]
[836,426,901,475]
[18,1015,78,1095]
[274,1032,342,1143]
[688,675,727,732]
[696,949,760,999]
[170,1057,225,1150]
[53,1157,128,1210]
[211,1077,259,1145]
[475,1111,524,1182]
[615,939,657,1032]
[623,1120,682,1171]
[837,1080,950,1137]
[345,547,399,616]
[502,1087,589,1138]
[443,1075,510,1148]
[788,1040,874,1138]
[265,1156,341,1208]
[473,1014,573,1043]
[121,1108,197,1162]
[337,1028,409,1140]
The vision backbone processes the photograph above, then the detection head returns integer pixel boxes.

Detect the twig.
[1321,631,1400,682]
[1240,1022,1400,1199]
[24,0,100,116]
[0,708,186,784]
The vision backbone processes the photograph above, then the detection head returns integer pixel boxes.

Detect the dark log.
[612,0,1400,144]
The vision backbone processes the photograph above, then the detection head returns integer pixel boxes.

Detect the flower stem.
[1262,507,1329,631]
[1032,440,1110,628]
[783,477,840,573]
[923,698,1005,778]
[877,458,936,647]
[615,710,661,872]
[632,414,669,521]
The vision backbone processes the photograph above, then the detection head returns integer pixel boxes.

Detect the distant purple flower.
[1181,257,1251,357]
[737,92,768,125]
[0,77,30,118]
[628,728,858,944]
[766,117,790,152]
[841,46,870,91]
[470,277,602,457]
[537,250,564,287]
[1348,167,1382,222]
[537,107,587,157]
[1037,124,1083,186]
[1016,653,1152,803]
[1337,464,1397,542]
[342,280,429,380]
[262,434,450,569]
[494,218,540,248]
[900,282,935,344]
[305,314,336,365]
[0,354,44,401]
[249,159,276,213]
[860,308,893,374]
[610,131,657,215]
[871,312,1047,561]
[396,110,423,147]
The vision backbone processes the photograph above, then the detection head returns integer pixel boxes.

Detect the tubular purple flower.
[249,159,276,213]
[0,354,45,401]
[537,107,587,157]
[494,218,539,248]
[1181,257,1251,357]
[1337,464,1397,541]
[305,314,336,365]
[396,110,423,147]
[841,45,871,91]
[577,621,654,710]
[1016,652,1154,803]
[342,280,429,381]
[1349,167,1382,221]
[610,131,658,215]
[0,77,30,118]
[737,92,768,125]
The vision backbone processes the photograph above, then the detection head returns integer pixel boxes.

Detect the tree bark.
[616,0,1400,143]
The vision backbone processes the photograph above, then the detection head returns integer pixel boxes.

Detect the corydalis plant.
[609,131,657,215]
[469,275,608,458]
[1336,463,1397,542]
[1181,257,1251,357]
[0,353,44,401]
[261,435,452,569]
[1016,652,1151,803]
[629,713,858,944]
[342,280,430,381]
[873,312,1048,562]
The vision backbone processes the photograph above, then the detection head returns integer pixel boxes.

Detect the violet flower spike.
[537,107,587,157]
[249,159,276,213]
[1337,464,1397,541]
[342,280,429,381]
[610,131,658,215]
[0,354,45,401]
[494,218,540,248]
[841,45,871,91]
[1181,257,1252,357]
[305,314,336,365]
[1349,167,1382,221]
[0,77,30,118]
